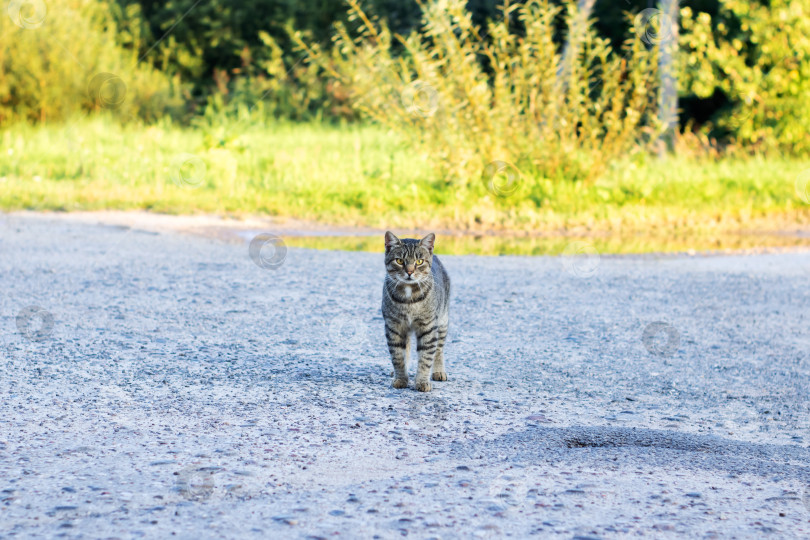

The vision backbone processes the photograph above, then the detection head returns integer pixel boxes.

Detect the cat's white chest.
[403,286,414,327]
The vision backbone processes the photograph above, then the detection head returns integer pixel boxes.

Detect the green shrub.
[0,0,181,125]
[111,0,365,122]
[296,0,663,186]
[679,0,810,154]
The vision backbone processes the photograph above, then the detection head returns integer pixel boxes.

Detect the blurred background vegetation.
[1,0,808,237]
[4,0,808,147]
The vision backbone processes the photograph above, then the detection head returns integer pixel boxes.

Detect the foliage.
[0,0,182,125]
[112,0,407,120]
[678,0,810,153]
[3,0,810,159]
[296,0,662,185]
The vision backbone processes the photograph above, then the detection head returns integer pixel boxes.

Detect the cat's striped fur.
[382,231,450,392]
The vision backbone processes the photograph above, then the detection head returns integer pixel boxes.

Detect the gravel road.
[2,212,810,539]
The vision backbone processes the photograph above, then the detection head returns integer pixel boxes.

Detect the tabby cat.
[382,231,450,392]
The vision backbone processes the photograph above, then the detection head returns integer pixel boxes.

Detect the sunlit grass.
[1,117,809,242]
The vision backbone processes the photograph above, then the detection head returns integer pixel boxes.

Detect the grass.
[1,117,809,244]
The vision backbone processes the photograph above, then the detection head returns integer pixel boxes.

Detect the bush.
[679,0,810,154]
[0,0,181,125]
[112,0,362,122]
[296,0,663,186]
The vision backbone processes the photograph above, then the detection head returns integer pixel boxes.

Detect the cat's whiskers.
[383,276,398,299]
[384,274,407,301]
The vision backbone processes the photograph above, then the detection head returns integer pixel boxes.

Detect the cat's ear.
[384,231,401,251]
[420,233,435,253]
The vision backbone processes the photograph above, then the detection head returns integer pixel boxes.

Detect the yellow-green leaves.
[300,0,660,186]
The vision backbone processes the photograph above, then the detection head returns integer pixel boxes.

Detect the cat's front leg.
[385,323,409,388]
[431,319,449,381]
[414,322,439,392]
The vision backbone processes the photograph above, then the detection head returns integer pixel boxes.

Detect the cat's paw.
[392,378,409,389]
[414,380,432,392]
[431,371,448,381]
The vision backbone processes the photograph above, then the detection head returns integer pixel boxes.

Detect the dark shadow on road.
[453,424,810,480]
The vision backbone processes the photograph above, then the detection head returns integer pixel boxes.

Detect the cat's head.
[384,231,435,283]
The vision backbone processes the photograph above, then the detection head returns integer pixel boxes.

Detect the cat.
[381,231,450,392]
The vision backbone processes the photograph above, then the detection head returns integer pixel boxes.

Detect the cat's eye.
[395,258,403,265]
[416,259,424,265]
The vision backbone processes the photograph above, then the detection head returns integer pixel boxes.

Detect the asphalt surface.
[1,212,810,539]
